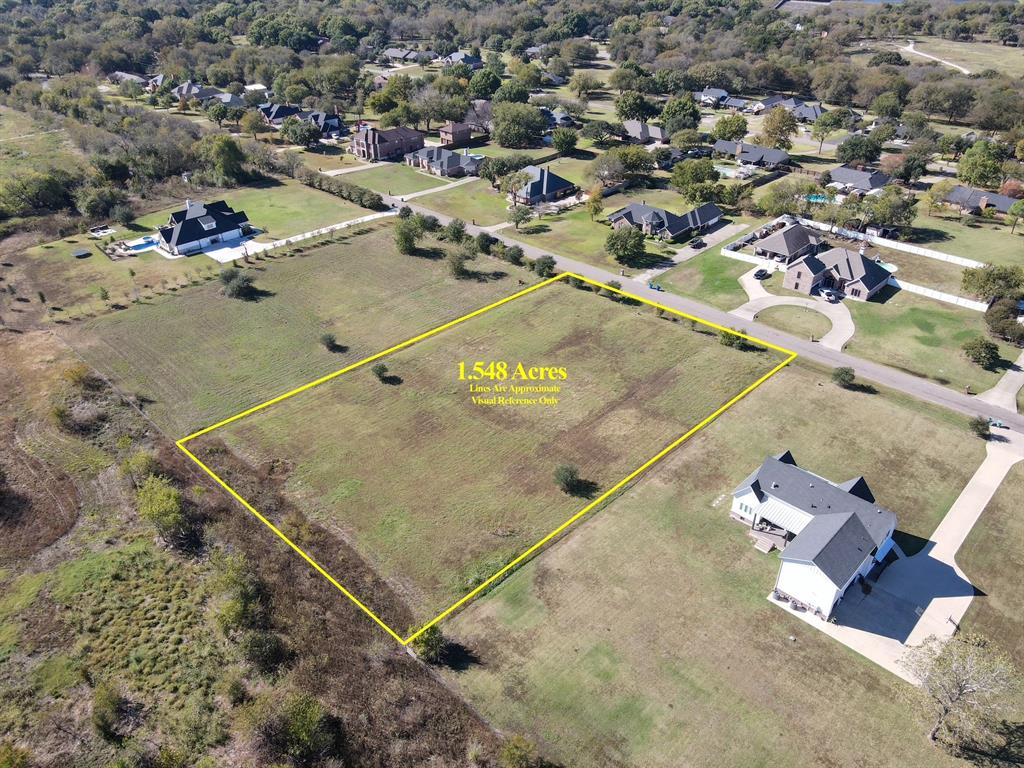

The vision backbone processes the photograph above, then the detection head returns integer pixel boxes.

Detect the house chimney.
[859,243,866,257]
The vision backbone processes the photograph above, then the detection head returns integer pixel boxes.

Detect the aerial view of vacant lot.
[195,281,788,629]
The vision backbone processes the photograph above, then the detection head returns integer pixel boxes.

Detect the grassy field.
[21,178,366,315]
[755,304,833,340]
[0,106,83,175]
[60,223,546,436]
[470,143,557,162]
[205,282,787,628]
[505,186,692,273]
[911,36,1024,78]
[960,462,1024,668]
[343,162,454,196]
[416,179,512,226]
[290,145,368,173]
[441,361,984,768]
[844,287,1019,393]
[906,210,1023,269]
[871,243,966,296]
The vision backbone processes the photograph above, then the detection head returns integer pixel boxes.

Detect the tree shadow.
[440,640,482,671]
[567,478,599,499]
[466,269,508,283]
[411,246,445,261]
[239,287,276,302]
[844,382,878,395]
[0,486,30,528]
[324,341,349,353]
[905,225,955,245]
[381,374,403,386]
[521,223,551,235]
[955,719,1024,766]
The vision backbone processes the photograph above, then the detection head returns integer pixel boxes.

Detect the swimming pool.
[126,236,158,252]
[806,194,832,204]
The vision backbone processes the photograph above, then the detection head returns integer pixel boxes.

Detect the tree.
[810,111,846,154]
[319,332,337,350]
[987,298,1024,344]
[409,625,445,663]
[961,265,1024,300]
[491,103,547,148]
[836,135,882,166]
[240,110,266,140]
[551,127,577,156]
[962,337,1000,369]
[442,218,467,244]
[869,91,903,120]
[371,363,388,381]
[219,268,255,299]
[861,187,918,228]
[91,681,124,741]
[568,72,600,99]
[533,255,556,277]
[279,116,321,148]
[499,735,540,768]
[923,179,955,217]
[553,464,581,494]
[492,80,530,104]
[507,206,532,230]
[615,90,656,122]
[660,95,700,134]
[759,106,798,150]
[958,141,1005,190]
[394,217,421,255]
[585,185,604,220]
[137,474,185,540]
[447,248,472,278]
[670,129,703,150]
[97,286,110,305]
[194,134,246,185]
[670,158,719,194]
[969,416,991,439]
[580,120,616,146]
[831,366,855,389]
[1008,200,1024,234]
[468,69,501,100]
[903,633,1018,743]
[605,226,646,266]
[710,114,748,143]
[206,101,229,127]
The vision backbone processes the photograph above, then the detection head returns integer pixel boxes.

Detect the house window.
[793,283,799,290]
[795,271,802,278]
[850,288,861,297]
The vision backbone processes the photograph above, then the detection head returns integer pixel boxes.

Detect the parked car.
[689,238,706,249]
[753,269,770,280]
[821,288,839,302]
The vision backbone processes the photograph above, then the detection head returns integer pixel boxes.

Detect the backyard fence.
[885,277,989,312]
[256,210,398,255]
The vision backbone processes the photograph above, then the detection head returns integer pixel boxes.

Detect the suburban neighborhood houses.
[4,0,1024,766]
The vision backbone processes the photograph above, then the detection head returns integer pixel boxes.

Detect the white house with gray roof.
[732,451,896,619]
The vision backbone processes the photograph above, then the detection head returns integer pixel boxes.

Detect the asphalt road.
[390,195,1024,432]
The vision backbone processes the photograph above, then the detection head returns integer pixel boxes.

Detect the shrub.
[962,337,1000,369]
[410,625,446,663]
[503,245,525,266]
[371,362,389,381]
[240,629,287,674]
[499,735,540,768]
[718,329,739,347]
[120,449,158,487]
[533,255,556,277]
[136,475,184,540]
[242,690,337,763]
[91,681,123,741]
[553,464,580,494]
[319,332,337,350]
[831,366,856,388]
[969,416,991,439]
[475,231,495,254]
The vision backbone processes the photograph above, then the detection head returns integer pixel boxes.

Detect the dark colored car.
[689,238,706,249]
[753,269,770,280]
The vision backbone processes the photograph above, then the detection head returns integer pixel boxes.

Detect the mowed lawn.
[959,462,1024,668]
[442,363,985,768]
[205,283,788,628]
[755,304,833,340]
[906,211,1024,269]
[60,223,542,435]
[343,162,454,196]
[506,186,691,273]
[23,178,366,314]
[844,287,1019,393]
[416,179,512,226]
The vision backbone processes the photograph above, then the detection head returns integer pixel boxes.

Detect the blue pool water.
[806,194,832,204]
[128,236,157,252]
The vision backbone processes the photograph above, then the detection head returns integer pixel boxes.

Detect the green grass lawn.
[290,144,368,173]
[343,162,454,196]
[844,287,1019,393]
[871,244,967,296]
[755,304,833,340]
[60,222,543,436]
[960,462,1024,668]
[441,361,983,768]
[200,282,786,628]
[905,210,1024,268]
[415,179,512,227]
[22,178,367,314]
[505,186,693,273]
[544,151,601,187]
[470,143,557,162]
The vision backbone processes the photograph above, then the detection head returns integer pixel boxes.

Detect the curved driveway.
[731,267,855,351]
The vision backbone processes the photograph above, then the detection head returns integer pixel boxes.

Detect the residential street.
[388,195,1024,432]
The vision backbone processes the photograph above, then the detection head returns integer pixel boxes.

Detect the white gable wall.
[775,560,841,616]
[731,490,760,523]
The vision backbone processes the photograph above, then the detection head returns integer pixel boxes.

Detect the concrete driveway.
[633,221,750,284]
[976,349,1024,414]
[773,428,1024,683]
[731,267,855,351]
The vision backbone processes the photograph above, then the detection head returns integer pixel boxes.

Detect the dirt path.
[901,41,971,75]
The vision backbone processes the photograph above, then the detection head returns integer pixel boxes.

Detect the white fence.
[254,210,398,254]
[796,217,985,269]
[886,277,989,312]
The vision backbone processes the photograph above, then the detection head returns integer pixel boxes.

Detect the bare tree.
[902,633,1018,746]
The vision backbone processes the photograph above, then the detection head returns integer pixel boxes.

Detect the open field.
[469,143,557,162]
[60,223,545,436]
[201,281,788,628]
[416,179,512,226]
[290,145,368,173]
[960,462,1024,668]
[343,162,455,196]
[911,37,1024,79]
[442,361,984,768]
[20,178,366,315]
[844,287,1019,394]
[0,107,82,175]
[755,304,833,340]
[907,210,1024,269]
[871,243,966,296]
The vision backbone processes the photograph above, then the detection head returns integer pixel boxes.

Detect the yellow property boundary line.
[176,271,797,645]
